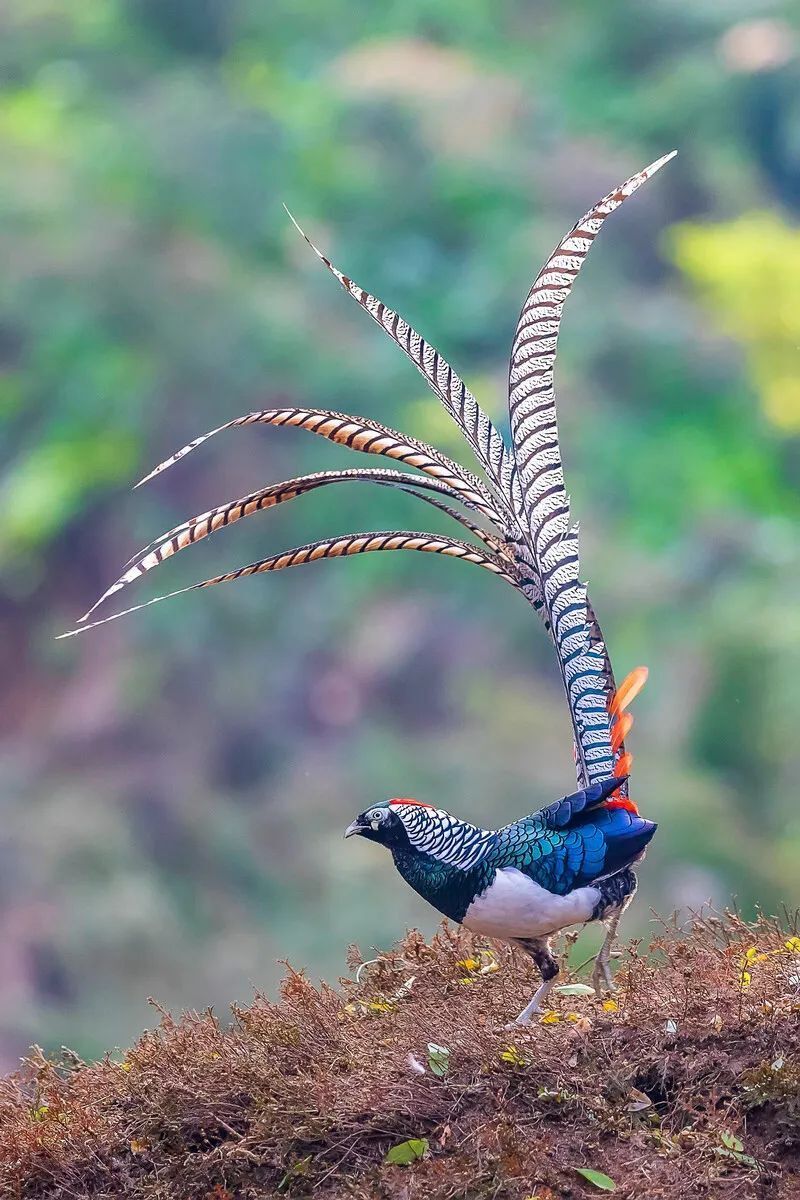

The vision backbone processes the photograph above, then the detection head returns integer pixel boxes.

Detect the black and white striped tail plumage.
[62,154,675,805]
[506,152,675,790]
[283,208,515,518]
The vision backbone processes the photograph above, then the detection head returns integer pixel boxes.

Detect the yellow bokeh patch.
[670,212,800,432]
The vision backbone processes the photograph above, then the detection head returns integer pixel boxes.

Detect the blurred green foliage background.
[1,0,799,1067]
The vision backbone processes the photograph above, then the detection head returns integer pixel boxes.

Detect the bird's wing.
[504,809,657,895]
[506,153,675,791]
[535,775,628,828]
[496,775,657,893]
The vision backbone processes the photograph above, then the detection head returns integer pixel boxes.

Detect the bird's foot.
[505,978,555,1027]
[591,954,616,998]
[591,922,623,997]
[502,1006,545,1029]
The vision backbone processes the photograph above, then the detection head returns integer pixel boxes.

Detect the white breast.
[461,867,600,939]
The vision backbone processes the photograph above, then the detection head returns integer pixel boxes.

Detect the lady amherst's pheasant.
[64,152,674,1023]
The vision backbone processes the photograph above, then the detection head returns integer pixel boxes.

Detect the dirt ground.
[1,912,798,1199]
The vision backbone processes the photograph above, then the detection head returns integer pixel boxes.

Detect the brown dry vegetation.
[0,914,798,1200]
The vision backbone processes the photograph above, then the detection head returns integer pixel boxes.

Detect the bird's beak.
[343,819,364,840]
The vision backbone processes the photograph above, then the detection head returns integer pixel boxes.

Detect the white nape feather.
[392,803,493,870]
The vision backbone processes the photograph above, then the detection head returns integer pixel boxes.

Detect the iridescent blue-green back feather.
[389,778,656,923]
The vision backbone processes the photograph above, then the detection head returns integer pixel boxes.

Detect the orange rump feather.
[605,666,649,812]
[608,665,648,718]
[611,711,633,752]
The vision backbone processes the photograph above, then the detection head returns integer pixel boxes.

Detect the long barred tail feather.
[134,406,504,528]
[121,463,503,576]
[64,157,670,813]
[284,207,515,516]
[85,467,508,623]
[280,210,548,622]
[59,530,519,640]
[507,152,675,791]
[134,421,229,489]
[279,215,546,625]
[382,483,510,556]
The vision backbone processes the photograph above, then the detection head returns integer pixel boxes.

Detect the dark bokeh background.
[1,1,799,1068]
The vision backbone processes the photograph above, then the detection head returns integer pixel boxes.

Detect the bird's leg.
[508,937,559,1026]
[590,868,637,997]
[591,910,621,997]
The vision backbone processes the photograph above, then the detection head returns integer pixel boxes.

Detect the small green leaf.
[385,1138,428,1165]
[556,983,596,996]
[575,1167,616,1191]
[716,1147,759,1169]
[278,1155,312,1190]
[738,1153,759,1169]
[426,1043,450,1077]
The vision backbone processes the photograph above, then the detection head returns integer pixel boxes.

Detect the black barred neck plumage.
[344,798,495,872]
[390,800,494,870]
[381,802,498,926]
[342,798,497,924]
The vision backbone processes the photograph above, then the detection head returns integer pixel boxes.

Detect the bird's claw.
[503,1009,543,1029]
[503,997,551,1028]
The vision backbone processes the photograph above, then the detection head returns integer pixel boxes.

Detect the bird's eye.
[367,808,384,823]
